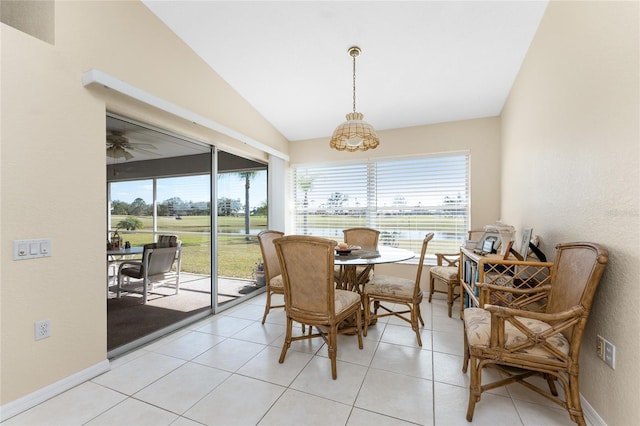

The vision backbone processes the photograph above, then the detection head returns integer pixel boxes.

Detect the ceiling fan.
[106,130,158,161]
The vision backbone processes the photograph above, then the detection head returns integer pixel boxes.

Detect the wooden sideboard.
[459,246,554,318]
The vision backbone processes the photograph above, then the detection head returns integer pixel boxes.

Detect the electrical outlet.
[597,335,615,369]
[596,335,605,359]
[604,339,616,369]
[35,319,51,340]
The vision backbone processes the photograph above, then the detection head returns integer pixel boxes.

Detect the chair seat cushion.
[364,275,415,298]
[430,266,458,281]
[334,289,361,314]
[464,308,570,359]
[121,264,143,279]
[270,274,283,289]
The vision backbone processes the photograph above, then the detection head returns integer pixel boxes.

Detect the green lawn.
[111,215,266,279]
[111,214,465,278]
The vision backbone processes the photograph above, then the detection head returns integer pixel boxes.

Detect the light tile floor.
[4,294,577,425]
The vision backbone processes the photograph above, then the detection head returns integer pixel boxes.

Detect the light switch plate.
[14,239,52,260]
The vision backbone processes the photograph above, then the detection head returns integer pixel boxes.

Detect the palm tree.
[298,174,315,235]
[240,171,258,240]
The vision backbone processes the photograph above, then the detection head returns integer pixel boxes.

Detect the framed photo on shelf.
[478,231,501,254]
[520,228,533,261]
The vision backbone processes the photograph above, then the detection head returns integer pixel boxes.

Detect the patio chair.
[275,235,363,379]
[363,233,434,346]
[117,240,182,304]
[462,242,608,425]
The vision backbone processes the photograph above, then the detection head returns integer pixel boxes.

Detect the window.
[292,153,469,259]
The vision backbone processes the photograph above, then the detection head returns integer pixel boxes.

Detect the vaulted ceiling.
[142,1,548,142]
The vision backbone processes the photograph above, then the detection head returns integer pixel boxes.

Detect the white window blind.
[292,153,469,258]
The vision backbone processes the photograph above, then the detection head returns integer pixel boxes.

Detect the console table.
[459,246,554,318]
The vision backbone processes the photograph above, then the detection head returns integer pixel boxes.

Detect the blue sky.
[110,172,267,206]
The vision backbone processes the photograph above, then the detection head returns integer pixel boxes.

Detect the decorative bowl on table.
[335,245,361,256]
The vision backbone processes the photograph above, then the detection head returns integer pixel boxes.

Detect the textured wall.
[500,2,639,424]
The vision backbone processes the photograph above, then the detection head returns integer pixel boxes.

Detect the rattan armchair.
[462,242,608,425]
[363,233,434,346]
[275,235,363,379]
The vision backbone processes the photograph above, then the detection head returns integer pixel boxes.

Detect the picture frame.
[520,228,533,261]
[502,241,514,260]
[478,231,501,254]
[481,239,495,254]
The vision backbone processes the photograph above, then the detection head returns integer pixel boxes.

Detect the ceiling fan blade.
[130,142,157,149]
[130,146,160,157]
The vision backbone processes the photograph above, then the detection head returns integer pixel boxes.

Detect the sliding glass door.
[106,114,270,355]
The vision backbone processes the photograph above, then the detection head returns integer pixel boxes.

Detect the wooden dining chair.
[428,229,484,318]
[335,227,381,291]
[463,242,608,425]
[275,235,363,379]
[363,233,434,346]
[257,230,285,324]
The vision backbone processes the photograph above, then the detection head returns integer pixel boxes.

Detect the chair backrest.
[546,242,608,341]
[414,233,435,296]
[258,230,285,282]
[343,227,380,249]
[274,235,337,323]
[142,243,179,276]
[467,230,485,241]
[157,234,179,247]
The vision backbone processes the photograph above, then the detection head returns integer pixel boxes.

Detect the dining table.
[107,247,144,257]
[334,245,415,293]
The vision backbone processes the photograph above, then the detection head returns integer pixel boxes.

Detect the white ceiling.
[142,1,548,142]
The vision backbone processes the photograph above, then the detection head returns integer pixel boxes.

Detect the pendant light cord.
[352,52,357,113]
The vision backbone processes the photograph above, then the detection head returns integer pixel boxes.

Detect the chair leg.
[466,355,481,422]
[428,276,435,302]
[447,281,454,317]
[355,307,363,349]
[568,373,586,426]
[462,329,470,373]
[417,303,425,326]
[329,326,338,379]
[142,278,148,304]
[544,373,559,396]
[262,290,272,324]
[363,296,370,337]
[279,316,293,364]
[412,303,422,347]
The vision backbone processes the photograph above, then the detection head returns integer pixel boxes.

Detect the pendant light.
[329,46,380,152]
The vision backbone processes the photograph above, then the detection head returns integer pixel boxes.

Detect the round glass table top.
[333,245,415,265]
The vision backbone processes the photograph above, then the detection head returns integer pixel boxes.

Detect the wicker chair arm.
[476,282,552,295]
[485,304,584,322]
[478,258,554,268]
[435,253,460,267]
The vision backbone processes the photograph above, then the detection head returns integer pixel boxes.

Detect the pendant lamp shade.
[329,46,380,152]
[329,112,380,152]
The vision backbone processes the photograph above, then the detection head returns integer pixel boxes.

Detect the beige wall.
[290,117,502,232]
[501,1,639,424]
[2,0,638,423]
[1,0,287,407]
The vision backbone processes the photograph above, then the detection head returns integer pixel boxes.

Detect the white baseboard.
[0,359,110,422]
[582,393,607,426]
